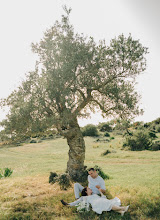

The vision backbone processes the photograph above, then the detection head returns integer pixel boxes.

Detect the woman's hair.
[81,187,87,196]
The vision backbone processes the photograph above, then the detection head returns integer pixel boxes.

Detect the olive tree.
[0,8,148,180]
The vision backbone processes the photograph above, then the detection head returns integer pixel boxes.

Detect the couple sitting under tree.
[61,168,129,216]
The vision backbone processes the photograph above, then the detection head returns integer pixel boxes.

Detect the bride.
[61,187,129,216]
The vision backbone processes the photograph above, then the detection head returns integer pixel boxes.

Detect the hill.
[0,136,160,219]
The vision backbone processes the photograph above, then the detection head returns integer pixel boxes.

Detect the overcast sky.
[0,0,160,126]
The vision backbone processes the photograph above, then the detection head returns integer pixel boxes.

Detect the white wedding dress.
[69,194,121,214]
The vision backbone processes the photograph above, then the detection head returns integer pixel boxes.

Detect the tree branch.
[91,72,125,91]
[71,88,86,100]
[73,91,92,115]
[91,98,116,114]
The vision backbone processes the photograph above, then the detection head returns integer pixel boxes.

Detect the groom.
[74,167,106,199]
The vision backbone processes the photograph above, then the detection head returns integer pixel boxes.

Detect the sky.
[0,0,160,127]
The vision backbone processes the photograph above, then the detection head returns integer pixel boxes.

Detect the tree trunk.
[65,118,86,182]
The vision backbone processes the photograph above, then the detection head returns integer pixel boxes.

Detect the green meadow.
[0,135,160,219]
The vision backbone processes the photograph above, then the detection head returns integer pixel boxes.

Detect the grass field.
[0,135,160,219]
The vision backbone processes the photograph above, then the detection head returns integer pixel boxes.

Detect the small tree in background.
[0,6,148,181]
[123,130,152,151]
[98,123,112,132]
[82,124,99,137]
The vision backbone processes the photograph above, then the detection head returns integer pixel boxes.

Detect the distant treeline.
[0,117,160,151]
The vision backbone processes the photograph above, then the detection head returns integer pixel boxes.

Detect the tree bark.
[65,118,86,182]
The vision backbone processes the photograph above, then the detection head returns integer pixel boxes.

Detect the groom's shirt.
[88,175,106,194]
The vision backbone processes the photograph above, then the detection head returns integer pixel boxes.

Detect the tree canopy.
[0,7,148,180]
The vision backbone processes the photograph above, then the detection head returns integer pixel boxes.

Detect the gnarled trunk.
[66,119,85,181]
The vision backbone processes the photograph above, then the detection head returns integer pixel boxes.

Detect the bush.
[99,123,112,132]
[49,172,71,190]
[123,131,152,151]
[101,149,111,156]
[0,168,13,178]
[30,140,37,143]
[82,124,99,137]
[151,141,160,151]
[49,172,58,184]
[4,168,13,177]
[57,173,71,190]
[93,165,110,180]
[104,132,110,137]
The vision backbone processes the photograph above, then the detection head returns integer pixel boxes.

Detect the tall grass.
[0,135,160,219]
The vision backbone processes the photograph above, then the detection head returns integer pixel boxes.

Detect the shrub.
[82,124,98,137]
[154,117,160,124]
[49,172,71,190]
[104,132,110,137]
[57,173,71,190]
[123,130,133,136]
[101,149,111,156]
[4,168,13,177]
[95,138,100,142]
[110,136,115,140]
[151,141,160,151]
[93,165,110,180]
[30,140,37,143]
[0,168,13,178]
[49,172,58,184]
[123,131,152,151]
[99,123,112,132]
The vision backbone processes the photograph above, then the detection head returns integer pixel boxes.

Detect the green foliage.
[57,173,71,190]
[132,121,144,129]
[93,165,110,180]
[49,172,58,184]
[104,132,110,137]
[0,10,148,143]
[49,172,71,190]
[114,119,132,131]
[0,168,13,178]
[144,117,160,131]
[82,124,99,137]
[123,130,152,151]
[156,125,160,133]
[151,141,160,151]
[4,168,13,177]
[154,117,160,124]
[0,7,148,180]
[98,123,112,132]
[148,131,157,138]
